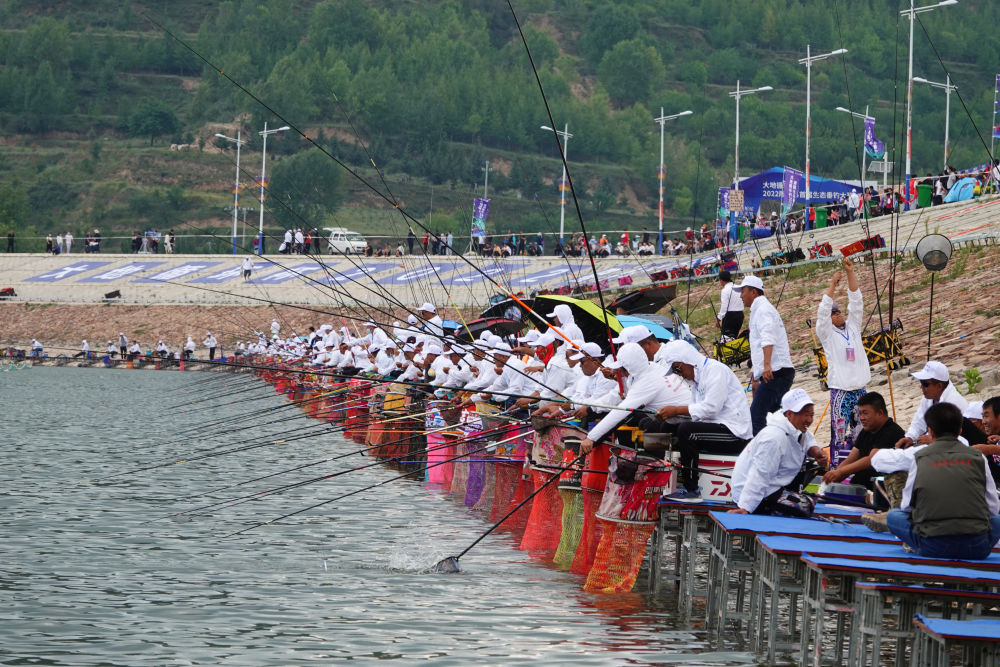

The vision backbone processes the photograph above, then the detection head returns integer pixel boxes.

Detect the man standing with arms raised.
[815,257,870,467]
[735,274,795,435]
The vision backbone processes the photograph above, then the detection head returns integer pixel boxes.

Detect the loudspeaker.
[104,290,121,299]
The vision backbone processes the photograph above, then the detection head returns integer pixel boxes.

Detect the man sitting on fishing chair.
[646,340,753,502]
[729,389,829,514]
[577,343,690,457]
[534,341,616,422]
[513,331,578,410]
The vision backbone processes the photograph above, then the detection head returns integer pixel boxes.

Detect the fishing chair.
[713,330,751,368]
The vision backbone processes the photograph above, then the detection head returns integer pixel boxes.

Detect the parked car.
[323,227,367,254]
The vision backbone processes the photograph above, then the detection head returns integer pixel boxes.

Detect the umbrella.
[453,318,525,343]
[529,294,622,354]
[608,284,677,315]
[616,315,675,341]
[480,297,536,323]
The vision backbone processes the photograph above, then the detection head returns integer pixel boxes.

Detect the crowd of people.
[19,249,1000,559]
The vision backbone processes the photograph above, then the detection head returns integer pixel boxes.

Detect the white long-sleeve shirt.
[203,335,217,348]
[567,369,619,409]
[904,382,969,441]
[748,295,793,379]
[586,367,691,443]
[536,354,578,400]
[815,289,870,391]
[686,356,753,441]
[485,356,529,399]
[717,283,743,320]
[731,411,818,512]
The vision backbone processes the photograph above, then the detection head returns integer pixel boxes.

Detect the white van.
[323,227,367,254]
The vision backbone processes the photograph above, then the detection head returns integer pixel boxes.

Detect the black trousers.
[208,347,216,361]
[720,311,744,339]
[642,419,747,492]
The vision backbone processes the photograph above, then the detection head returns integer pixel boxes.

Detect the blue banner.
[782,167,802,211]
[734,167,857,218]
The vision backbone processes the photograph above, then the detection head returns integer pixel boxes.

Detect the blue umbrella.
[616,314,675,341]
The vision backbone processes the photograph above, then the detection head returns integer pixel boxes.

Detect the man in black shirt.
[823,392,903,490]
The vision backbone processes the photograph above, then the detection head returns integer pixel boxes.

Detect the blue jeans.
[886,509,1000,560]
[750,367,794,435]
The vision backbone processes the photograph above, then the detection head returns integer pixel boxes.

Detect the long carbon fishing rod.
[221,436,503,539]
[161,422,530,522]
[140,13,621,370]
[433,451,585,574]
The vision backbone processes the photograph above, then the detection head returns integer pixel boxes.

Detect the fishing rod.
[164,422,530,522]
[221,436,506,538]
[140,15,619,370]
[432,451,586,574]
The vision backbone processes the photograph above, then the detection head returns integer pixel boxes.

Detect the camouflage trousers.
[880,471,908,509]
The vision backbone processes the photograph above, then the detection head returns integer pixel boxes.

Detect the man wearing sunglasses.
[895,360,969,449]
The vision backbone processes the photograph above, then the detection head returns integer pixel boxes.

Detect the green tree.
[268,148,346,228]
[579,4,640,66]
[22,62,63,132]
[128,100,181,145]
[0,184,31,230]
[597,39,665,106]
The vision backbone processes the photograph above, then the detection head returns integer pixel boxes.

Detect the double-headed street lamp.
[913,75,958,171]
[902,0,958,209]
[800,46,848,205]
[540,123,573,245]
[654,108,692,255]
[215,131,245,255]
[257,122,290,255]
[728,81,772,239]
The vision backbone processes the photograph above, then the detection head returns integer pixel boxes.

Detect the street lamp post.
[913,75,958,171]
[799,46,848,205]
[653,108,692,255]
[836,105,874,200]
[902,0,958,210]
[728,81,773,242]
[257,122,291,255]
[215,131,245,255]
[540,123,573,245]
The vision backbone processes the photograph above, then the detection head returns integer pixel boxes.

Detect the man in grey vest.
[886,402,1000,559]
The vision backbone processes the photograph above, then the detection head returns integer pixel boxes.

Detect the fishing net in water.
[449,441,470,499]
[570,488,607,574]
[497,468,534,535]
[490,461,521,524]
[582,520,655,593]
[472,459,495,514]
[519,469,563,553]
[553,489,584,570]
[425,432,453,487]
[465,448,486,507]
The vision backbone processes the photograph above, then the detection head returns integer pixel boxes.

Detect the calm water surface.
[1,367,754,665]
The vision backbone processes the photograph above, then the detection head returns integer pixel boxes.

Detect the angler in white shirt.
[183,336,196,360]
[463,342,499,394]
[271,319,281,336]
[203,332,218,361]
[74,339,90,359]
[652,340,753,501]
[516,332,578,407]
[156,340,169,358]
[735,274,795,435]
[729,389,828,514]
[897,361,969,448]
[536,342,616,419]
[815,258,871,467]
[579,343,691,456]
[396,345,423,383]
[546,303,584,343]
[117,332,129,360]
[417,303,445,345]
[716,270,745,340]
[479,343,528,406]
[127,342,142,360]
[439,345,475,390]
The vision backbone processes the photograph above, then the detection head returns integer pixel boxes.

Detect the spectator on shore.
[203,332,218,361]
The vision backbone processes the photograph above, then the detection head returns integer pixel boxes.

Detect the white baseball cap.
[570,342,603,361]
[964,401,984,421]
[733,275,764,292]
[781,388,815,413]
[517,330,540,343]
[911,361,949,383]
[493,342,512,355]
[530,331,557,347]
[419,302,436,313]
[425,344,443,356]
[613,324,653,345]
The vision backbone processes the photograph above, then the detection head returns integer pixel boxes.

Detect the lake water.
[1,367,754,665]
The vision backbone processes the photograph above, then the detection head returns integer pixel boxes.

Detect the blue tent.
[944,177,977,203]
[732,167,858,219]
